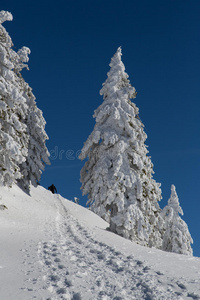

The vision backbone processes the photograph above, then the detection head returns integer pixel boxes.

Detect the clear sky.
[2,0,200,256]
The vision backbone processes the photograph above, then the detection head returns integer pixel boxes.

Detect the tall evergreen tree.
[161,185,193,256]
[18,81,50,191]
[80,47,163,248]
[0,11,50,190]
[15,47,50,191]
[0,11,28,186]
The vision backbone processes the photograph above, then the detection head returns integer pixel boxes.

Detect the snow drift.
[0,185,199,299]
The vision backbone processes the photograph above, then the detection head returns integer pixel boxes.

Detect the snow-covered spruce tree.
[15,48,50,191]
[0,11,50,190]
[0,11,29,186]
[80,47,163,248]
[161,185,193,256]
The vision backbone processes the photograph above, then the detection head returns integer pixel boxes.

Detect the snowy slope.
[0,185,200,300]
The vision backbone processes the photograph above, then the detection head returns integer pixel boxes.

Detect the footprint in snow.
[136,260,143,266]
[177,282,186,290]
[89,248,97,254]
[56,287,67,295]
[43,243,48,249]
[113,251,121,256]
[45,260,51,266]
[71,292,82,300]
[156,271,164,275]
[187,292,200,299]
[127,255,134,260]
[58,264,65,269]
[54,257,61,263]
[97,253,106,260]
[143,266,151,272]
[49,275,59,282]
[64,278,73,287]
[74,237,83,244]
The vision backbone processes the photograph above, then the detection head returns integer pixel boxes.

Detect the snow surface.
[0,185,200,300]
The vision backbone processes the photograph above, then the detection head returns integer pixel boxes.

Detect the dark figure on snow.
[48,184,57,194]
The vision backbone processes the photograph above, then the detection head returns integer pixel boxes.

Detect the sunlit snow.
[0,185,199,299]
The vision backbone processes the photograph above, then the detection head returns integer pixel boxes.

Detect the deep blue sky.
[2,0,200,256]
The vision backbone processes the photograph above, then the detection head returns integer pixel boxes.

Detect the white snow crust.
[0,185,199,299]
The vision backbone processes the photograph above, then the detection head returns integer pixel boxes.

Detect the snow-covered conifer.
[80,47,163,248]
[161,185,193,256]
[13,45,50,191]
[0,11,50,190]
[0,11,28,186]
[17,81,50,191]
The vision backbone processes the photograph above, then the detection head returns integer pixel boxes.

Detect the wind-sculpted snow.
[0,185,200,299]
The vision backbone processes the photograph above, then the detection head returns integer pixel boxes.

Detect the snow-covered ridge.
[0,185,199,299]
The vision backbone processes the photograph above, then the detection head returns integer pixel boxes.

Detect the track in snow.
[35,195,199,300]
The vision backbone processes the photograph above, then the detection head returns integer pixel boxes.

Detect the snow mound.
[0,184,199,299]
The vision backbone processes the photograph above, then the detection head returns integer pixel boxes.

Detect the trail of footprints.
[37,198,200,300]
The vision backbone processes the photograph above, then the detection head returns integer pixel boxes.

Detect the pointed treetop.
[170,184,176,198]
[0,11,13,24]
[115,46,122,58]
[112,46,122,58]
[109,46,123,69]
[117,46,122,53]
[168,184,183,216]
[100,47,136,100]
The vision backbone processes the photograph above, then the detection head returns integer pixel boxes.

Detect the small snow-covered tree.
[80,47,163,248]
[0,11,28,186]
[161,185,193,256]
